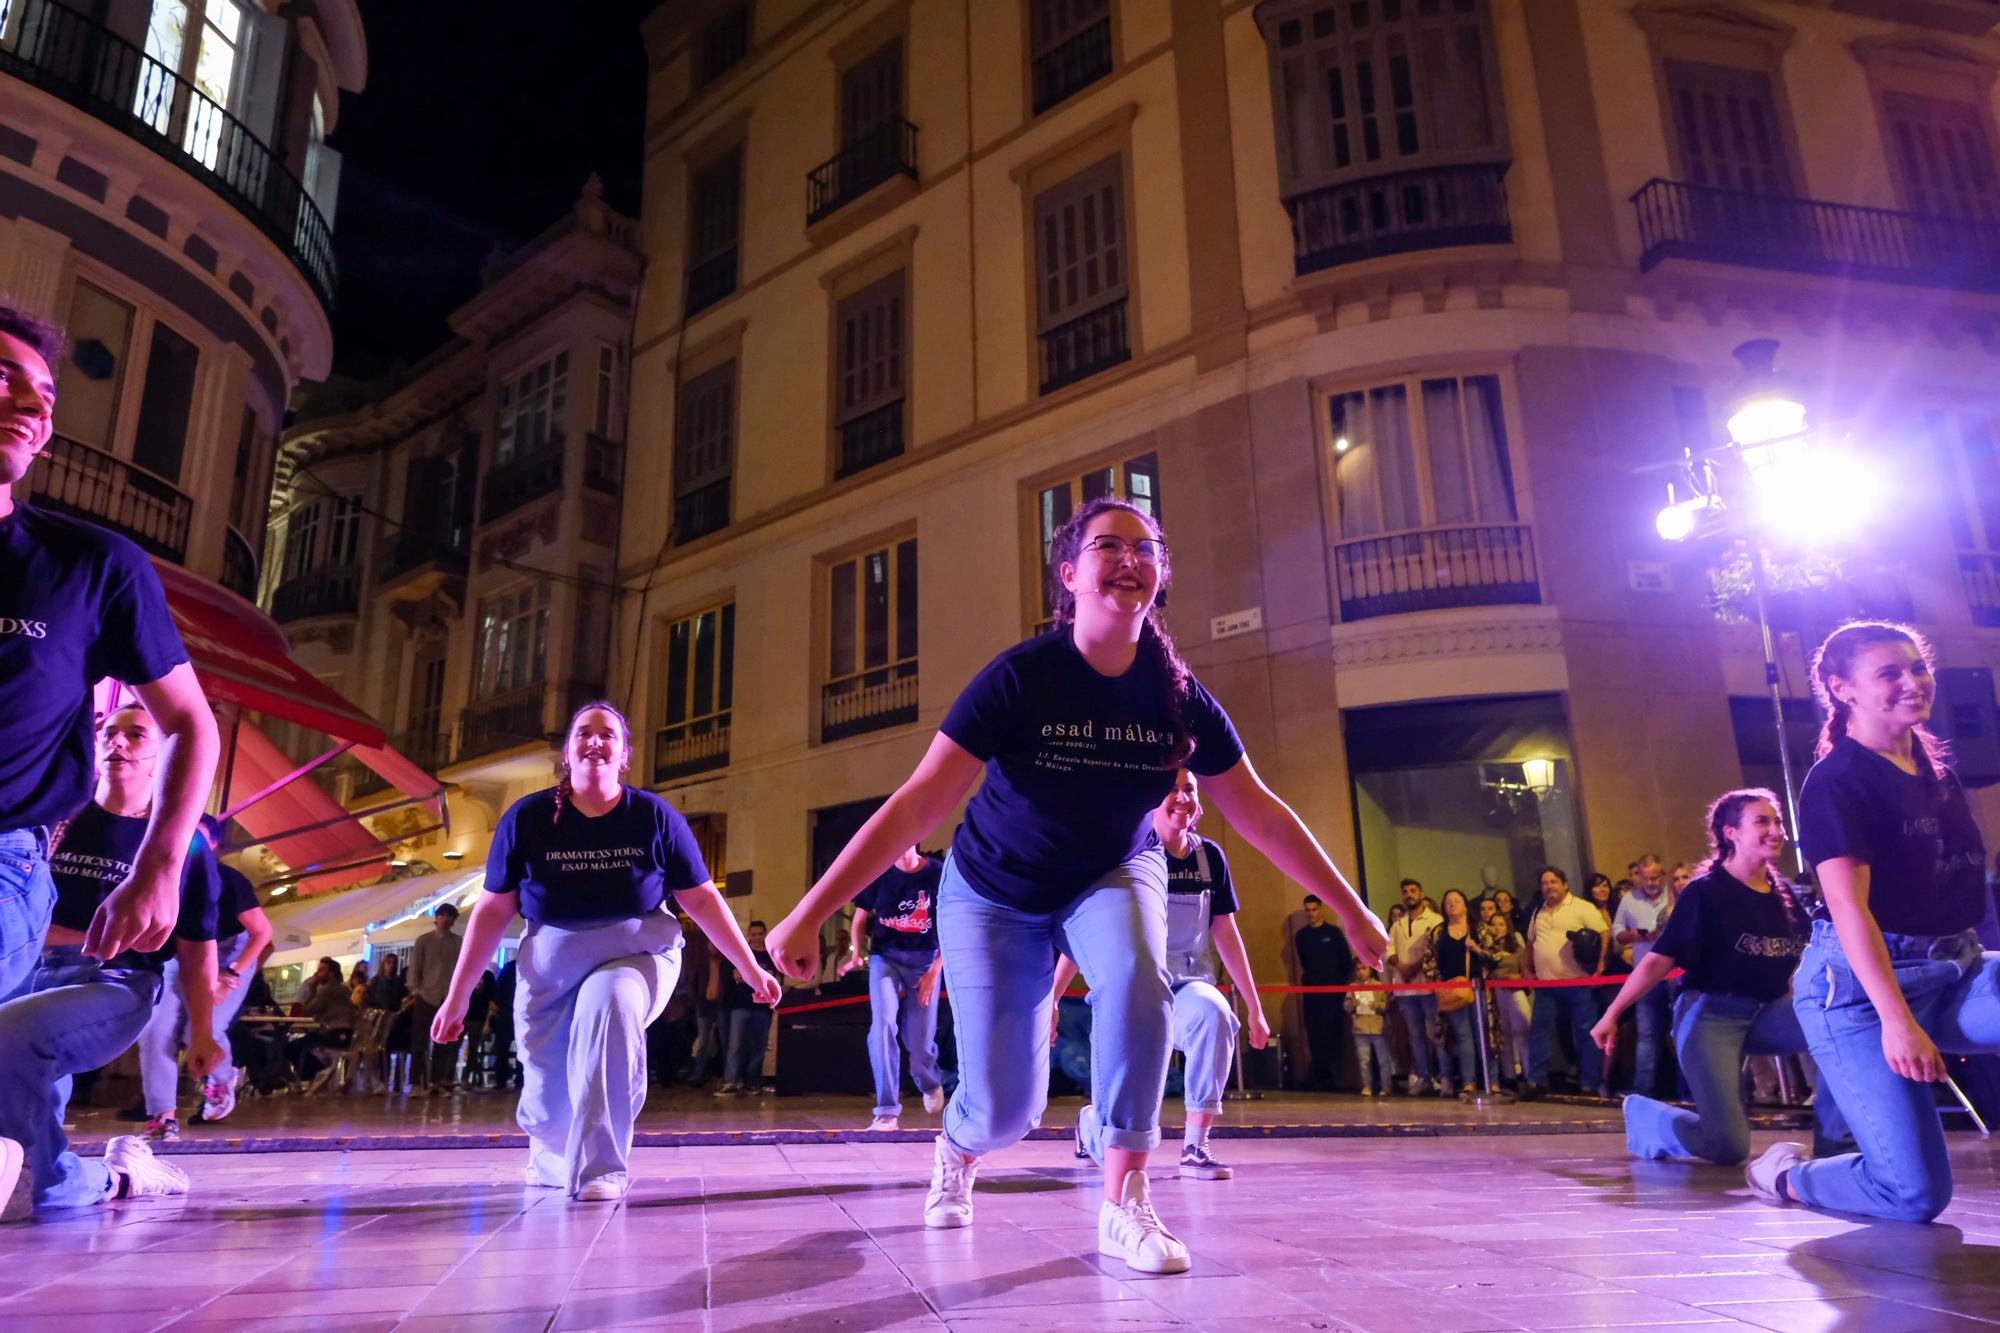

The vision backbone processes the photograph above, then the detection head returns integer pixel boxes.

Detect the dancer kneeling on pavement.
[840,846,946,1130]
[430,701,780,1203]
[764,498,1386,1275]
[1054,769,1272,1182]
[137,847,270,1137]
[1745,622,1999,1223]
[1590,788,1851,1165]
[0,704,223,1219]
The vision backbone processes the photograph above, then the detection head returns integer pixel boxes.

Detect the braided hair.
[552,699,633,825]
[1047,496,1194,768]
[1808,620,1950,788]
[1700,786,1804,929]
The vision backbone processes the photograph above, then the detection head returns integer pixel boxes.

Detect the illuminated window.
[823,539,918,741]
[657,602,735,780]
[1327,372,1515,538]
[495,350,569,466]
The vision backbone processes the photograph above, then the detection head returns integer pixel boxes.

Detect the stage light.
[1751,447,1873,542]
[1655,488,1710,542]
[1333,435,1351,455]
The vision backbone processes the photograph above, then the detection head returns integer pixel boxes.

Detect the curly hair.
[0,301,67,371]
[552,699,633,825]
[1046,496,1193,768]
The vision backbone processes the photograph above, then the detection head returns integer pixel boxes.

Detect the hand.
[187,1033,225,1080]
[838,952,866,978]
[1588,1011,1618,1058]
[1343,906,1390,974]
[917,967,940,1008]
[1246,1005,1272,1051]
[765,913,821,981]
[431,996,469,1045]
[748,967,785,1007]
[212,973,240,1006]
[1882,1015,1947,1084]
[84,857,182,959]
[1049,999,1061,1045]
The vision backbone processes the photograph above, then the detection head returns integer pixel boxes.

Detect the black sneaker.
[1179,1141,1232,1180]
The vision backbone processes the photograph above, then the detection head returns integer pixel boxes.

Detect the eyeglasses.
[1080,535,1168,564]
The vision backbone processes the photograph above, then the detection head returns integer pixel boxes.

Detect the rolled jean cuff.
[1183,1097,1224,1116]
[1097,1121,1162,1153]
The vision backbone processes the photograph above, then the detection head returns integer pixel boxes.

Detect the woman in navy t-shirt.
[765,498,1387,1275]
[1742,622,2000,1223]
[0,704,220,1218]
[1591,788,1850,1166]
[430,701,779,1203]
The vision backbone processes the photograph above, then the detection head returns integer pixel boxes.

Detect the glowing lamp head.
[1333,435,1352,455]
[1726,339,1807,448]
[1521,757,1557,796]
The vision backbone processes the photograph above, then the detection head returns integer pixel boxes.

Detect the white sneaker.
[575,1176,629,1203]
[200,1069,242,1122]
[522,1165,563,1188]
[868,1115,900,1131]
[1074,1101,1102,1165]
[104,1135,189,1201]
[923,1136,977,1229]
[1746,1141,1808,1206]
[1098,1169,1190,1274]
[1,1136,29,1223]
[922,1086,945,1114]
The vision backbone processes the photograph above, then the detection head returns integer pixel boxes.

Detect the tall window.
[1258,0,1501,193]
[327,494,363,567]
[139,0,244,167]
[1329,373,1516,538]
[675,361,734,542]
[834,272,906,477]
[409,646,447,740]
[1034,157,1129,394]
[686,148,741,316]
[841,38,902,151]
[282,501,320,580]
[1033,452,1159,630]
[1664,61,1789,195]
[495,351,568,466]
[53,280,134,450]
[474,582,551,699]
[695,4,751,89]
[658,602,735,780]
[824,539,918,741]
[1030,0,1113,114]
[1883,94,1998,222]
[131,321,198,484]
[1930,410,2000,553]
[593,344,617,437]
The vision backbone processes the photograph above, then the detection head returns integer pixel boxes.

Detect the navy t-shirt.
[941,628,1244,912]
[1652,866,1808,1002]
[857,856,941,960]
[723,948,773,1009]
[47,802,221,971]
[0,504,187,831]
[1166,837,1237,916]
[1295,922,1354,985]
[1797,738,1988,936]
[486,786,710,925]
[213,864,261,941]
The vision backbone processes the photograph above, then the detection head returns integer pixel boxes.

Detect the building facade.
[0,0,362,599]
[612,0,2000,1004]
[265,182,642,872]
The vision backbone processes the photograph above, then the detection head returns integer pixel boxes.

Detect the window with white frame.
[327,494,363,567]
[1327,372,1517,539]
[282,501,320,580]
[495,351,569,466]
[593,344,617,437]
[138,0,245,167]
[474,581,552,699]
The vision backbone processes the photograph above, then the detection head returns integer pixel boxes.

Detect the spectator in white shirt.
[1518,867,1610,1100]
[1386,879,1449,1094]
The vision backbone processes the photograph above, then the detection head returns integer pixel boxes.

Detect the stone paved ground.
[3,1130,1996,1331]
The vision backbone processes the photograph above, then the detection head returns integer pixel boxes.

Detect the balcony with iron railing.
[1332,523,1540,623]
[654,712,731,783]
[0,0,337,308]
[807,117,917,225]
[24,432,192,561]
[821,661,918,742]
[458,680,602,764]
[1632,178,2000,293]
[1285,162,1513,277]
[835,401,904,479]
[269,564,359,624]
[480,439,565,525]
[1039,299,1130,395]
[221,524,257,600]
[377,526,469,588]
[673,477,730,544]
[1031,16,1112,114]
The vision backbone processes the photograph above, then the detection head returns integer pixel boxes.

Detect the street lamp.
[1656,339,1854,870]
[1520,757,1557,798]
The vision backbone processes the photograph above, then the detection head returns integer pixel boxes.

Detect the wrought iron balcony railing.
[1038,298,1130,394]
[1285,162,1512,277]
[378,527,469,585]
[25,432,192,561]
[821,662,918,742]
[807,116,917,225]
[458,680,601,763]
[673,478,730,544]
[1332,523,1540,623]
[835,400,904,479]
[1632,177,2000,293]
[1032,16,1112,114]
[654,714,731,782]
[0,0,337,308]
[270,565,359,624]
[480,440,565,525]
[221,524,257,600]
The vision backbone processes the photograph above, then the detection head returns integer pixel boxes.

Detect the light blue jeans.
[1790,920,2000,1223]
[1354,1031,1392,1092]
[1395,993,1442,1082]
[867,951,943,1117]
[1625,988,1852,1165]
[1078,975,1238,1165]
[138,933,256,1116]
[0,946,160,1209]
[0,827,56,1002]
[515,911,682,1195]
[938,848,1170,1158]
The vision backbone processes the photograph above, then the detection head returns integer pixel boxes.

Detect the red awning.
[151,559,385,747]
[226,722,388,892]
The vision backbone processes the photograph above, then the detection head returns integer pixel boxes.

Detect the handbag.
[1435,925,1475,1014]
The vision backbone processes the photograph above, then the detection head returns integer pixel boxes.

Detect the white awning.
[264,865,488,969]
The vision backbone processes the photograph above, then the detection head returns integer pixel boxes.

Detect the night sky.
[325,0,657,379]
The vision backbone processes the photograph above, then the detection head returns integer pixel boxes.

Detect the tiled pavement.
[3,1131,1997,1331]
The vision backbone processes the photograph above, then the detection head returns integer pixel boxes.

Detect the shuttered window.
[835,272,906,425]
[1664,60,1790,195]
[673,361,734,541]
[1884,93,1998,222]
[1029,0,1113,113]
[1034,157,1125,333]
[841,38,902,144]
[686,148,742,315]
